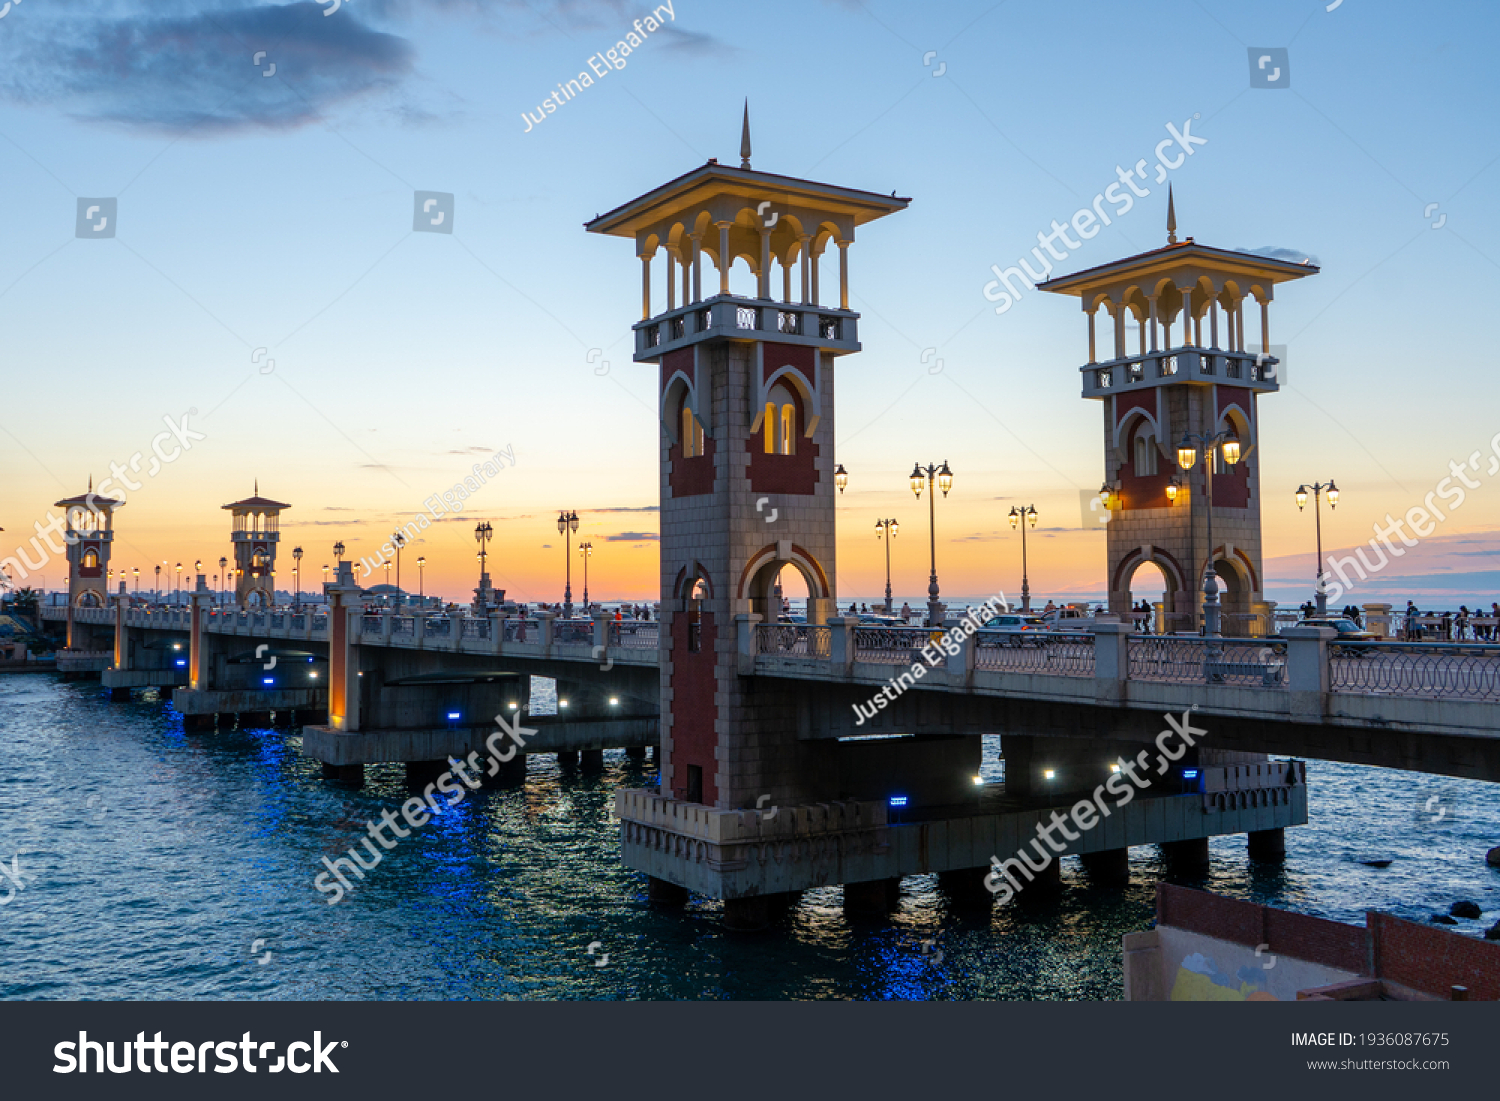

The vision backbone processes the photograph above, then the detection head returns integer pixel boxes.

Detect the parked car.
[857,613,904,626]
[975,612,1047,647]
[1285,616,1380,642]
[1040,606,1097,632]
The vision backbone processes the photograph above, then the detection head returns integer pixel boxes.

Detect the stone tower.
[1040,199,1318,634]
[585,117,908,811]
[222,484,289,609]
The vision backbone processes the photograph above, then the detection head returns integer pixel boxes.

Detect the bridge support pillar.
[647,877,689,905]
[843,877,900,919]
[579,748,604,772]
[239,711,273,728]
[108,686,131,702]
[1161,837,1210,872]
[483,752,527,786]
[1080,847,1131,886]
[1247,827,1286,862]
[322,762,365,787]
[183,713,216,733]
[557,750,580,768]
[723,895,772,932]
[937,867,993,911]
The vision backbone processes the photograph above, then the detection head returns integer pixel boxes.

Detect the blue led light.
[446,712,461,720]
[1182,769,1199,779]
[889,795,909,808]
[262,677,274,685]
[174,659,186,667]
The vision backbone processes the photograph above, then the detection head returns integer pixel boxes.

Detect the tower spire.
[1166,184,1178,245]
[739,99,751,169]
[254,478,259,496]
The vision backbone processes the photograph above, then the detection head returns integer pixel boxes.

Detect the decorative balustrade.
[615,622,659,649]
[554,619,594,645]
[361,616,383,636]
[424,618,451,638]
[1128,636,1286,686]
[390,616,416,637]
[462,618,490,640]
[502,619,535,643]
[852,625,937,664]
[1329,642,1500,702]
[974,631,1095,676]
[756,623,831,658]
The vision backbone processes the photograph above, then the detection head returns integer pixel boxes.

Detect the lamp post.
[1008,504,1038,612]
[578,541,593,611]
[874,518,898,614]
[382,559,391,601]
[910,461,954,628]
[1176,429,1242,640]
[321,564,329,600]
[417,556,426,603]
[557,510,579,618]
[333,541,345,568]
[175,562,182,606]
[155,563,161,605]
[474,521,493,609]
[390,533,405,606]
[834,464,849,494]
[1295,480,1339,616]
[218,556,227,606]
[132,567,139,599]
[292,546,303,609]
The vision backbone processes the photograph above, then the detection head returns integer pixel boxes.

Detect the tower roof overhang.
[584,161,910,240]
[222,496,291,511]
[1038,240,1318,299]
[54,492,124,510]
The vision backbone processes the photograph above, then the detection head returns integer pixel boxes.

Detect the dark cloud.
[605,531,658,541]
[593,505,659,513]
[0,3,415,134]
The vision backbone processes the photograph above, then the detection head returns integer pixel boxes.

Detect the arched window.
[82,548,99,569]
[764,381,798,455]
[1133,425,1157,477]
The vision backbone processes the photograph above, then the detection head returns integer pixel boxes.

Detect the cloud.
[0,3,416,135]
[593,505,659,513]
[1240,245,1321,267]
[447,446,494,454]
[656,25,737,57]
[605,531,658,541]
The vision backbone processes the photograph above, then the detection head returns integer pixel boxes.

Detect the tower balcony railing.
[634,294,859,361]
[1080,347,1278,398]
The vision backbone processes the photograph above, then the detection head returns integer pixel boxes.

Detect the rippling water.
[0,672,1496,1000]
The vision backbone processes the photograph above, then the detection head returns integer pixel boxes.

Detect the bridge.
[21,118,1500,929]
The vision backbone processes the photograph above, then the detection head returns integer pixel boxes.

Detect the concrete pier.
[1080,847,1131,886]
[1247,827,1286,862]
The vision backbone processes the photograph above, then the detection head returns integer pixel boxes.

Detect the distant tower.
[1041,196,1317,631]
[56,479,123,609]
[586,109,908,808]
[222,483,289,608]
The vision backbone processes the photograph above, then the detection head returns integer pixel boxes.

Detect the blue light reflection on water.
[0,672,1496,1001]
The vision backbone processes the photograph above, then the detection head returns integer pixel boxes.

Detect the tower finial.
[1166,184,1178,245]
[88,474,93,493]
[254,478,258,496]
[740,99,751,169]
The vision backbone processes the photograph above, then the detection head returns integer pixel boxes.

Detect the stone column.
[838,240,849,309]
[1284,625,1332,722]
[1093,621,1130,703]
[828,616,857,674]
[716,221,731,295]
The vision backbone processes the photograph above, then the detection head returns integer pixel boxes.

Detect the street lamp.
[874,518,898,615]
[333,541,345,566]
[175,562,182,606]
[1008,504,1038,612]
[578,541,593,610]
[1176,428,1241,639]
[834,464,849,494]
[155,563,162,604]
[218,556,227,606]
[417,556,426,603]
[910,461,954,628]
[1295,480,1339,615]
[390,533,405,606]
[290,546,302,608]
[474,521,493,608]
[132,567,139,598]
[557,510,579,617]
[382,559,391,600]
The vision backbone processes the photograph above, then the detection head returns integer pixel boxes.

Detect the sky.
[0,0,1497,610]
